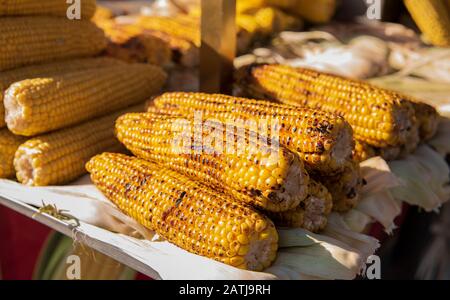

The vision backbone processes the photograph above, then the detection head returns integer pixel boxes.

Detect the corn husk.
[389,145,450,212]
[428,117,450,156]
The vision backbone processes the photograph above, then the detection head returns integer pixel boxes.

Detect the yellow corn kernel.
[0,129,27,178]
[4,64,167,136]
[86,153,279,271]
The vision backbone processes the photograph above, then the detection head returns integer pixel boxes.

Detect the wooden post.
[200,0,236,94]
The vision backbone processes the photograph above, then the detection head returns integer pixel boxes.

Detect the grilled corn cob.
[404,0,450,47]
[116,112,310,212]
[409,100,439,141]
[0,57,124,129]
[137,15,200,47]
[316,161,363,212]
[237,64,418,149]
[0,17,107,71]
[14,105,143,186]
[0,0,96,19]
[0,129,27,178]
[5,64,167,136]
[353,140,376,163]
[267,180,332,232]
[152,92,354,174]
[87,153,279,271]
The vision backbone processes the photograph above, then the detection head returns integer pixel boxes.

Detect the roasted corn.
[4,64,167,136]
[0,17,107,71]
[237,64,419,149]
[152,92,354,174]
[14,105,143,186]
[116,111,310,212]
[0,57,124,128]
[0,129,27,178]
[87,153,279,271]
[267,179,332,232]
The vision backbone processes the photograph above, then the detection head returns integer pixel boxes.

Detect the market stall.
[1,0,449,280]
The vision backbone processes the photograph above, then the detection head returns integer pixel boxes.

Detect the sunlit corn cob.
[253,7,302,34]
[116,112,310,212]
[404,0,450,47]
[5,64,167,136]
[237,64,418,149]
[152,92,354,174]
[0,0,96,19]
[0,129,27,178]
[87,153,279,271]
[0,57,124,129]
[266,0,337,23]
[137,15,200,47]
[0,17,107,71]
[14,105,143,186]
[318,161,363,212]
[267,180,332,232]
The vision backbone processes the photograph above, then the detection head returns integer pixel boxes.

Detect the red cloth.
[0,206,51,280]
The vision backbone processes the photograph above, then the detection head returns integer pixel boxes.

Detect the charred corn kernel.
[404,0,450,47]
[86,153,279,271]
[237,64,418,149]
[0,129,27,178]
[0,57,124,129]
[267,180,332,232]
[14,105,143,186]
[152,92,354,174]
[5,64,167,136]
[137,15,200,47]
[317,161,363,212]
[116,112,310,212]
[0,17,107,71]
[0,0,96,19]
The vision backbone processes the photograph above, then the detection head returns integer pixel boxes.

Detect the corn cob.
[14,105,143,186]
[318,161,363,212]
[87,153,279,271]
[0,0,96,19]
[5,64,167,136]
[116,112,310,212]
[237,0,266,14]
[152,92,354,174]
[105,35,172,66]
[409,100,439,141]
[253,7,302,34]
[404,0,450,47]
[353,140,376,163]
[0,57,124,129]
[267,180,332,232]
[137,15,200,47]
[266,0,337,23]
[0,17,107,71]
[0,129,27,178]
[237,64,418,149]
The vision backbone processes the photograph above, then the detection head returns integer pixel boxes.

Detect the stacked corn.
[0,0,168,184]
[87,90,352,270]
[236,64,440,162]
[149,92,362,213]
